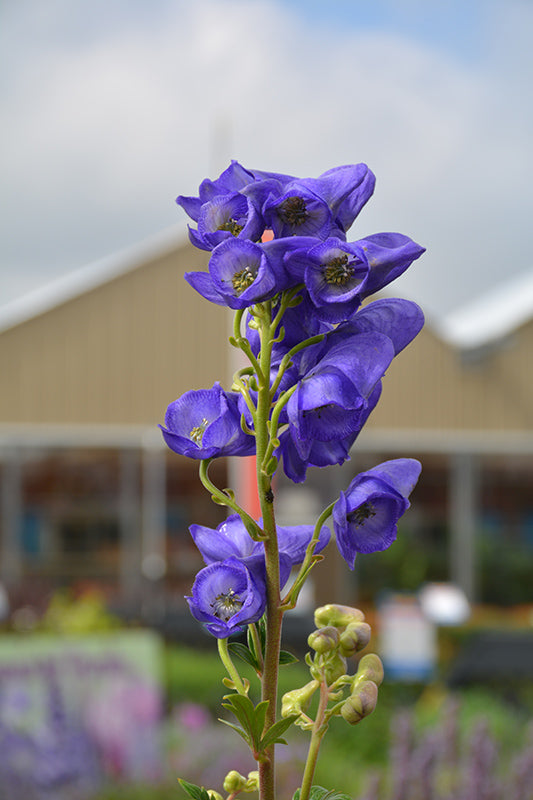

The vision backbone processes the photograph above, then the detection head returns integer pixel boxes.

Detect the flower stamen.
[232,266,256,294]
[211,588,243,621]
[324,254,355,286]
[218,218,244,236]
[279,196,309,226]
[190,417,210,445]
[347,502,376,527]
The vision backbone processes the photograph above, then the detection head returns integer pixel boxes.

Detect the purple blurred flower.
[160,382,255,459]
[332,458,422,568]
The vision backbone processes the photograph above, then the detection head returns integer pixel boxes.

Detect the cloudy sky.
[1,0,532,321]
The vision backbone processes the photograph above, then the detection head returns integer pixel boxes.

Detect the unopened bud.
[207,793,223,800]
[352,653,384,689]
[323,652,347,686]
[340,680,379,725]
[314,604,365,631]
[223,770,247,793]
[308,625,340,654]
[339,621,372,657]
[244,771,259,792]
[281,680,319,718]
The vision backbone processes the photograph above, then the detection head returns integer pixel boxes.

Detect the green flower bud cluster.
[223,769,259,795]
[281,604,383,731]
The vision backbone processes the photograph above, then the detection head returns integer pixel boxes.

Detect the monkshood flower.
[160,382,255,459]
[176,161,257,221]
[190,514,330,569]
[186,556,267,638]
[185,236,317,309]
[187,192,264,251]
[286,333,395,462]
[262,163,376,239]
[277,383,382,483]
[332,458,422,568]
[284,238,369,323]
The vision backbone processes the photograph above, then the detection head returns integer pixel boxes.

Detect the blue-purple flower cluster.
[162,161,424,637]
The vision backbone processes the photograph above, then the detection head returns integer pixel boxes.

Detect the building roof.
[0,224,186,335]
[434,268,533,350]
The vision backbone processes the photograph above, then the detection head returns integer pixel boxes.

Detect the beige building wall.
[369,319,533,432]
[0,241,229,426]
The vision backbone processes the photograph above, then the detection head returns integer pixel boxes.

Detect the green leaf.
[218,717,252,747]
[260,714,299,750]
[229,641,261,671]
[279,649,299,665]
[178,778,211,800]
[221,693,270,750]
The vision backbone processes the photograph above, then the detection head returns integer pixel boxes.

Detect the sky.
[1,0,532,321]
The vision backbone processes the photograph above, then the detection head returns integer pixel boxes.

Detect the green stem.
[198,459,264,541]
[299,681,330,800]
[254,302,283,800]
[218,638,248,695]
[282,502,335,609]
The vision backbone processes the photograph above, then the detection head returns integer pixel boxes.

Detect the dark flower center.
[324,254,355,286]
[211,588,243,621]
[190,417,209,445]
[279,196,309,226]
[347,502,376,527]
[232,266,256,295]
[218,218,244,236]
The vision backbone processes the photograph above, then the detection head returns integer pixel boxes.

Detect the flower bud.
[314,604,365,631]
[223,770,247,793]
[207,793,223,800]
[339,621,372,657]
[281,680,319,718]
[340,680,378,725]
[308,625,340,654]
[323,652,348,686]
[352,653,384,689]
[244,771,259,792]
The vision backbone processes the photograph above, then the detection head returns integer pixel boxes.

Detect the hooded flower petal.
[333,458,422,568]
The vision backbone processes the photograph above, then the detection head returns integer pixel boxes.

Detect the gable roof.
[0,224,186,335]
[434,268,533,350]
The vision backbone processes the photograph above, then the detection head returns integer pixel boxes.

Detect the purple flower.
[277,383,382,483]
[263,164,376,239]
[185,236,317,309]
[286,333,395,461]
[176,161,256,221]
[186,557,267,638]
[332,459,422,568]
[358,232,425,297]
[285,238,369,323]
[160,382,255,459]
[187,192,264,251]
[190,513,330,569]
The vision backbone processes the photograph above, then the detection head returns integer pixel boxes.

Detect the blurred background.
[1,1,532,799]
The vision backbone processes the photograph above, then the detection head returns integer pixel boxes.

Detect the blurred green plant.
[40,587,120,633]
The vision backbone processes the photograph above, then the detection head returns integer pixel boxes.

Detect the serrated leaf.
[279,650,299,665]
[229,641,261,671]
[178,778,211,800]
[260,714,299,750]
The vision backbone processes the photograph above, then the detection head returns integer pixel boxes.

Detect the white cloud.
[1,0,531,316]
